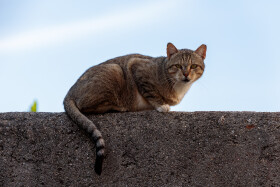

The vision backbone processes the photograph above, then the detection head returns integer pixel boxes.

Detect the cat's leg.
[78,63,127,113]
[155,104,170,112]
[146,100,170,113]
[138,86,170,113]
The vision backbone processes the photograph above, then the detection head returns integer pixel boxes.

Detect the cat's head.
[165,43,206,83]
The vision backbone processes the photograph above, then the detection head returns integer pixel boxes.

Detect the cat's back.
[101,53,154,67]
[76,54,154,83]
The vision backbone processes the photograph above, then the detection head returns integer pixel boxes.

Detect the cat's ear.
[167,43,178,59]
[194,44,207,59]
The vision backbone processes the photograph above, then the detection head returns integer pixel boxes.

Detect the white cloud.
[0,0,181,53]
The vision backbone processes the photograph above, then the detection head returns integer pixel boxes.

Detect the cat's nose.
[184,72,189,78]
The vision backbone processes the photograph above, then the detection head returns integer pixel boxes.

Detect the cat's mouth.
[183,77,190,83]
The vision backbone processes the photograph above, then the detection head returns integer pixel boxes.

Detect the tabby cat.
[64,43,206,175]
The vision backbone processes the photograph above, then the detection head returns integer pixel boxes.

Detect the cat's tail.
[63,97,105,175]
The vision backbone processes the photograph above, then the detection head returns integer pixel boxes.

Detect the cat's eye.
[190,64,198,69]
[175,64,182,69]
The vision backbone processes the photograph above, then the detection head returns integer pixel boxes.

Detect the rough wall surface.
[0,111,280,186]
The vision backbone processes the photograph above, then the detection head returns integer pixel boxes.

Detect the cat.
[63,43,206,175]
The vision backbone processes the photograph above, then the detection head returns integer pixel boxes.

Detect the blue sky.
[0,0,279,112]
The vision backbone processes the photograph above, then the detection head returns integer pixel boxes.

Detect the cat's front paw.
[156,104,170,113]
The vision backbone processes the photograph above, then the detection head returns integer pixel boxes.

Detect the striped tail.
[63,97,105,175]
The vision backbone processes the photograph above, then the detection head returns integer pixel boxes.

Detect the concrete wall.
[0,111,280,186]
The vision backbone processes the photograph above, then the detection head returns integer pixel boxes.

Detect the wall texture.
[0,111,280,186]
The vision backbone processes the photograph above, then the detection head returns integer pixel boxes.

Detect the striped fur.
[63,43,206,175]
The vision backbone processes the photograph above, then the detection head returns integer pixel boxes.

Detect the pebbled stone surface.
[0,111,280,186]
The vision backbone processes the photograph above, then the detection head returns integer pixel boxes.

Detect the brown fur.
[64,43,207,175]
